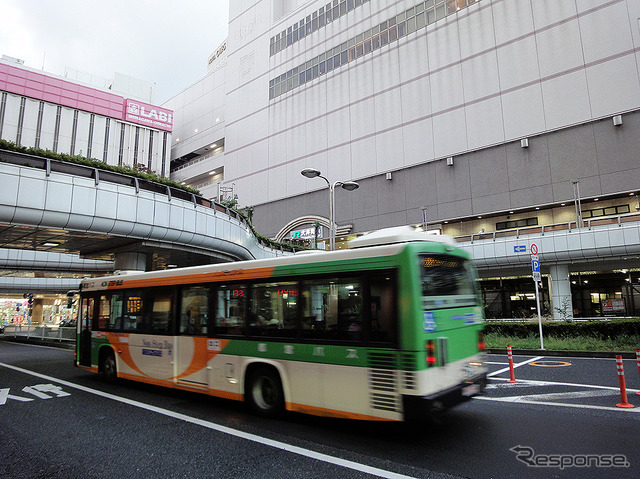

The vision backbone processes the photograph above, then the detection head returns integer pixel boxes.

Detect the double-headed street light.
[301,168,359,251]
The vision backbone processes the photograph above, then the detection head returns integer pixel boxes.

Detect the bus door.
[78,296,94,367]
[175,286,211,389]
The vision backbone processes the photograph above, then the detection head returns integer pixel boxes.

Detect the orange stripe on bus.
[286,403,398,422]
[105,334,147,377]
[106,267,276,289]
[175,338,230,380]
[77,365,99,373]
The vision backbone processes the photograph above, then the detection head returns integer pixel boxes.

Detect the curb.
[488,348,637,359]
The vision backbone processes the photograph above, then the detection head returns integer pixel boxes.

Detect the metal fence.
[1,324,76,342]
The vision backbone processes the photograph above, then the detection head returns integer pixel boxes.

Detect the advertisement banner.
[602,298,625,313]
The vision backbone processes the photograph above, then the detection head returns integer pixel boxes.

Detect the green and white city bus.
[76,227,487,421]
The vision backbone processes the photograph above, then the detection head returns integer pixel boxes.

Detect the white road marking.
[475,395,640,413]
[487,356,543,377]
[485,361,508,365]
[479,376,640,412]
[489,377,640,393]
[503,389,617,402]
[0,362,417,479]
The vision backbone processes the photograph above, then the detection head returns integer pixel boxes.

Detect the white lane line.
[485,362,508,365]
[487,356,543,377]
[0,362,416,479]
[474,395,640,413]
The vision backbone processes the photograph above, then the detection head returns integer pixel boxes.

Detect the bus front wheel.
[246,366,284,418]
[100,351,117,383]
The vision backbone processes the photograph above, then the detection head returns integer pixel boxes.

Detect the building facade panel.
[164,1,640,318]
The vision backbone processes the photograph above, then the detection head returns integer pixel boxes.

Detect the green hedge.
[0,138,200,195]
[485,319,640,340]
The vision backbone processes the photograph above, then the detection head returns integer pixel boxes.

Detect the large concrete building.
[165,0,640,318]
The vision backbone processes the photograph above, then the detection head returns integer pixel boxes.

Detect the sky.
[0,0,230,104]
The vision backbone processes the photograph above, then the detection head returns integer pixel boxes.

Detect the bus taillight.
[426,340,436,368]
[478,331,486,352]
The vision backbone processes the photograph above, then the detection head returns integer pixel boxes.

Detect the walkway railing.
[2,324,76,342]
[458,212,640,243]
[0,148,298,254]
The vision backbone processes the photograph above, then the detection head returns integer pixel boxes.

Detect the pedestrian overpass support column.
[114,252,146,272]
[549,264,573,320]
[32,298,44,324]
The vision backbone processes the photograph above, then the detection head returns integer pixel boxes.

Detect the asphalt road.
[1,340,639,479]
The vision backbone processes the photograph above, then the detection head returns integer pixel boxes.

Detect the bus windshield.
[420,254,478,306]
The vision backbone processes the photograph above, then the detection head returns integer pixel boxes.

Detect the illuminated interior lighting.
[210,143,217,148]
[43,242,60,247]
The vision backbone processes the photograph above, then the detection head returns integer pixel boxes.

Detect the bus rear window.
[420,255,476,297]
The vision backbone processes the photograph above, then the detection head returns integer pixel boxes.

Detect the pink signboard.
[0,62,173,132]
[124,99,173,132]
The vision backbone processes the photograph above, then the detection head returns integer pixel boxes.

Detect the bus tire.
[100,350,117,383]
[245,366,284,418]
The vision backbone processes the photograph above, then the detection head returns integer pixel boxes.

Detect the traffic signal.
[66,290,76,309]
[23,293,33,305]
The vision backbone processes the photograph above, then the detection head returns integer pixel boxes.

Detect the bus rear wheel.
[100,351,117,383]
[246,366,284,418]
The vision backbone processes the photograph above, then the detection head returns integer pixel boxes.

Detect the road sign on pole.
[530,242,544,349]
[532,259,541,282]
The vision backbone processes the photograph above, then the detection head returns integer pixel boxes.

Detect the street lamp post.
[301,168,359,251]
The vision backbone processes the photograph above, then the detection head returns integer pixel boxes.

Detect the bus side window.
[81,297,95,330]
[97,292,124,331]
[98,295,110,330]
[368,274,396,343]
[247,282,298,338]
[148,288,173,334]
[214,285,245,335]
[123,291,144,331]
[180,286,209,335]
[301,277,362,341]
[109,293,124,330]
